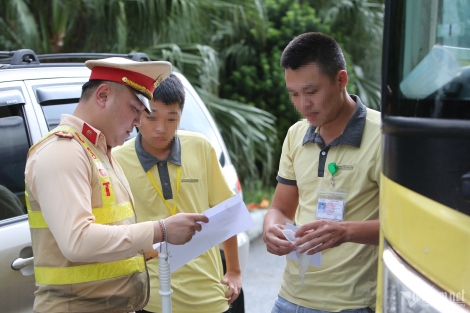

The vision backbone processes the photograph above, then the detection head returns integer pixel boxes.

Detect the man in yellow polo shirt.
[263,32,380,313]
[113,74,242,313]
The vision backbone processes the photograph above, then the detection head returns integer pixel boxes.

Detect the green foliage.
[220,0,385,192]
[314,0,385,109]
[196,89,277,189]
[242,179,275,205]
[220,0,330,184]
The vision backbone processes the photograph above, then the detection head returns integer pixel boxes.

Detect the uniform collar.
[302,94,366,148]
[135,132,182,172]
[59,114,107,148]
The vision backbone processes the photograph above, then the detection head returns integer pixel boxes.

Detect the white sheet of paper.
[153,194,254,272]
[285,223,322,266]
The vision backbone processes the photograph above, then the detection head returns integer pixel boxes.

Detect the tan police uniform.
[25,57,172,313]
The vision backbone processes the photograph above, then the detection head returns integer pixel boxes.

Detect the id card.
[316,188,347,221]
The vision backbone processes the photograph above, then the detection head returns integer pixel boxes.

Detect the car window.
[0,101,29,220]
[179,89,223,161]
[42,103,77,130]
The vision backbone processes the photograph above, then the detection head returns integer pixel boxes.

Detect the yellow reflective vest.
[26,125,149,312]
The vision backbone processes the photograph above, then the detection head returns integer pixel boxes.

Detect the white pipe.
[158,252,172,313]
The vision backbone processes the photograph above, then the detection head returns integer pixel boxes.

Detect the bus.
[377,0,470,312]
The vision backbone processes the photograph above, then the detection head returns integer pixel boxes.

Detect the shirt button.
[159,163,163,166]
[164,183,168,186]
[321,151,326,156]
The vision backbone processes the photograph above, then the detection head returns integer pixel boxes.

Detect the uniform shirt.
[277,96,381,311]
[25,114,154,264]
[113,130,235,313]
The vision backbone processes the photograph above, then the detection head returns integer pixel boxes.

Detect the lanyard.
[147,166,181,216]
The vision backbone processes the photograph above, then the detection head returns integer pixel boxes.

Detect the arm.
[155,213,209,244]
[294,219,380,254]
[262,182,298,256]
[28,139,206,263]
[221,235,241,304]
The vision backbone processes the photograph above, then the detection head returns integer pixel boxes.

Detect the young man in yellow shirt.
[113,74,242,313]
[263,32,380,313]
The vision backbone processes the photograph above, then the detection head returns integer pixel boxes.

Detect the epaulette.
[54,131,74,139]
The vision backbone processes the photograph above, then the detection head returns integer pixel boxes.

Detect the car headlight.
[382,241,468,313]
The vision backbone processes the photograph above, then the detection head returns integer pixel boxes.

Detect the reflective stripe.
[26,125,135,229]
[34,255,146,285]
[25,188,32,212]
[28,201,134,228]
[28,211,48,228]
[93,202,135,224]
[27,125,142,289]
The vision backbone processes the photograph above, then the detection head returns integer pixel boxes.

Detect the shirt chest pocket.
[330,164,358,189]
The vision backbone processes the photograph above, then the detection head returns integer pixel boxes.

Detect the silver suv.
[0,50,249,313]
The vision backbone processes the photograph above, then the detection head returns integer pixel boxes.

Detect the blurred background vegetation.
[0,0,384,203]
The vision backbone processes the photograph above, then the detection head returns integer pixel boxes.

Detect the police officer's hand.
[163,213,209,245]
[263,224,296,256]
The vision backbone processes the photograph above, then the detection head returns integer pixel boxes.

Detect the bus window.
[385,0,470,119]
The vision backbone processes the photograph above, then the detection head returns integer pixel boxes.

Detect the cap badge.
[122,77,153,99]
[55,131,74,139]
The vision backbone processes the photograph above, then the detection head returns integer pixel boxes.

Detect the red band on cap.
[89,66,155,98]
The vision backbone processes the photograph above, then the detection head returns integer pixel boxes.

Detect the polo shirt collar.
[135,132,182,172]
[302,94,366,148]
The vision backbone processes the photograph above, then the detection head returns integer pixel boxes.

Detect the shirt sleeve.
[277,127,297,185]
[206,140,235,207]
[26,138,153,263]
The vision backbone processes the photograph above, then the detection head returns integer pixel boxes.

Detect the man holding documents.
[263,32,380,313]
[113,74,241,313]
[25,58,208,313]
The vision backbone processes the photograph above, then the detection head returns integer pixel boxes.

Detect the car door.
[0,82,37,313]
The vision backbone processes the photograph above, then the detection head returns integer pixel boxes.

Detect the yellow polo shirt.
[113,130,234,313]
[277,96,381,312]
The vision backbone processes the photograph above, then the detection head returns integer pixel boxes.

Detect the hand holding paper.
[153,194,254,272]
[282,223,322,284]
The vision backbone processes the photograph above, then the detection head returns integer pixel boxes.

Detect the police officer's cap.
[85,57,172,113]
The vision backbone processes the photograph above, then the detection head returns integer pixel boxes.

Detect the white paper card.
[285,223,322,267]
[153,194,254,272]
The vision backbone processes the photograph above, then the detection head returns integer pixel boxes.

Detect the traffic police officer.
[25,57,208,313]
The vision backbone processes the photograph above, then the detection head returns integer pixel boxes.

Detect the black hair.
[280,32,346,81]
[81,79,147,103]
[153,74,185,110]
[81,80,105,100]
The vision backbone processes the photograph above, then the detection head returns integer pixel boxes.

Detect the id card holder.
[316,188,348,221]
